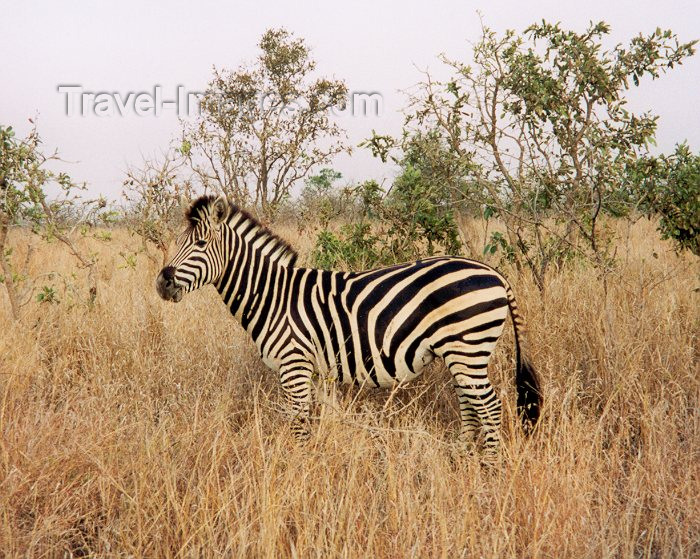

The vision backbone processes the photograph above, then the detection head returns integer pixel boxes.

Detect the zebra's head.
[156,195,229,303]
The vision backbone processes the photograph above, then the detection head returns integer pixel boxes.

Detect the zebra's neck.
[215,209,297,337]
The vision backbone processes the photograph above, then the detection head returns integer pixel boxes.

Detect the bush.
[310,161,464,271]
[311,223,381,271]
[633,143,699,256]
[378,21,696,290]
[1,123,113,319]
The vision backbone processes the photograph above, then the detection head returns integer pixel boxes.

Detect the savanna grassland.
[0,219,698,558]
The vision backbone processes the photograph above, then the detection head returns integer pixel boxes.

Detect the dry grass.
[0,220,698,558]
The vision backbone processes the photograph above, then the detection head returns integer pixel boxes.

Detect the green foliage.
[360,131,396,163]
[118,251,139,270]
[1,124,48,224]
[311,223,381,271]
[310,180,383,270]
[484,232,516,263]
[632,143,700,255]
[312,129,471,271]
[179,139,191,156]
[383,132,466,257]
[1,122,109,319]
[398,20,696,290]
[311,147,466,270]
[36,285,58,304]
[305,168,342,193]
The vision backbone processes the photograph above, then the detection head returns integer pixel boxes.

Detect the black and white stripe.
[157,196,542,454]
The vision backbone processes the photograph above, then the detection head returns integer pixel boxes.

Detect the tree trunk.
[0,216,20,320]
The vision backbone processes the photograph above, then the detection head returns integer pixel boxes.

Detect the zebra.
[156,195,541,455]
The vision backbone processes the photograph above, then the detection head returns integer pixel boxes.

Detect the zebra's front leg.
[279,362,314,443]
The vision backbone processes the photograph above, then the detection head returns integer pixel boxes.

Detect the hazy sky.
[2,0,698,199]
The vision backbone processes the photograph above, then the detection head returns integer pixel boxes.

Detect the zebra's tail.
[505,283,542,433]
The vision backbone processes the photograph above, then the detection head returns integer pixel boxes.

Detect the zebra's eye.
[195,239,207,248]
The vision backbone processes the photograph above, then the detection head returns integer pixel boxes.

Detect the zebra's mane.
[186,195,298,267]
[185,195,219,226]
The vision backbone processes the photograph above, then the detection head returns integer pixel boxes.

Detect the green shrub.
[636,143,699,256]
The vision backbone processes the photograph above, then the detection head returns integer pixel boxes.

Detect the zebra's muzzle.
[156,266,184,303]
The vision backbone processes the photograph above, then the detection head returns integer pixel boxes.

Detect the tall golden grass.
[0,220,698,558]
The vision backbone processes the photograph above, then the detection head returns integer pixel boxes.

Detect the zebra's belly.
[315,339,436,387]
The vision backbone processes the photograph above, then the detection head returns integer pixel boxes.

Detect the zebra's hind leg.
[279,361,314,443]
[444,352,502,457]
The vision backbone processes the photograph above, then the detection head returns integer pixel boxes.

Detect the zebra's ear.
[211,196,228,226]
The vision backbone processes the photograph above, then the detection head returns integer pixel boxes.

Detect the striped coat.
[157,196,541,454]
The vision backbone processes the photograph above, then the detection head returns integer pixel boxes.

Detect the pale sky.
[2,0,698,199]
